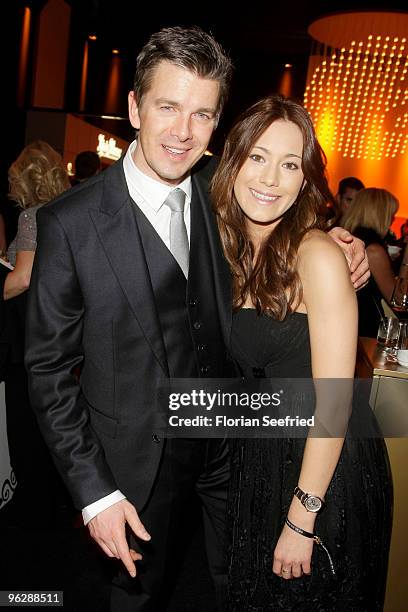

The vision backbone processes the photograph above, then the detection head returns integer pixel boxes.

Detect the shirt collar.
[123,140,192,212]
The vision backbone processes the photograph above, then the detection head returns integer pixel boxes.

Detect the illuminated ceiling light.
[306,17,408,160]
[88,34,97,41]
[112,49,119,55]
[285,63,292,68]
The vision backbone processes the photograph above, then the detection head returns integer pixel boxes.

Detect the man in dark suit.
[25,26,368,611]
[26,26,234,611]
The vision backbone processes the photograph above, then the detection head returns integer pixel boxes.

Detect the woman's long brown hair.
[211,94,334,319]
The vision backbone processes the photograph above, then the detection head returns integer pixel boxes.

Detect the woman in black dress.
[211,95,392,611]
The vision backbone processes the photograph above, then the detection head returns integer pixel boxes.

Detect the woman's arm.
[3,250,35,299]
[273,230,358,579]
[366,242,395,303]
[3,207,38,300]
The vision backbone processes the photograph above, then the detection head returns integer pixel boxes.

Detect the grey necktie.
[164,188,189,278]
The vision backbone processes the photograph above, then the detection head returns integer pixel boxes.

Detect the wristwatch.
[294,486,325,513]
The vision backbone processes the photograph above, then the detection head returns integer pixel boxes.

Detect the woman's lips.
[250,188,280,202]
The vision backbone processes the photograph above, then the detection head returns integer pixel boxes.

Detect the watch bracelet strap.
[294,485,307,504]
[285,517,336,576]
[294,485,324,508]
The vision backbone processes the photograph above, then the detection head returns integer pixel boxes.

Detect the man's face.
[339,187,359,213]
[128,61,220,185]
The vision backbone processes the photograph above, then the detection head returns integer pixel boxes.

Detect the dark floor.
[0,493,217,611]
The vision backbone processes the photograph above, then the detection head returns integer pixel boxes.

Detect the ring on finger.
[281,568,291,574]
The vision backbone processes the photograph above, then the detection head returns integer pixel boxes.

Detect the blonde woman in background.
[3,141,71,527]
[341,188,398,337]
[4,141,70,300]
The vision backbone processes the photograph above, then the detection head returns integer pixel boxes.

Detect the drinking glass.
[377,317,400,348]
[397,322,408,368]
[391,277,408,313]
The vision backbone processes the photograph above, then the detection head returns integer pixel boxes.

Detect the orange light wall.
[63,114,130,170]
[278,68,293,98]
[323,144,408,234]
[32,0,71,109]
[304,37,408,233]
[105,55,122,115]
[79,41,89,112]
[17,7,31,107]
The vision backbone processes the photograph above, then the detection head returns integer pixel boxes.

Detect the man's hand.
[328,227,370,289]
[88,499,151,577]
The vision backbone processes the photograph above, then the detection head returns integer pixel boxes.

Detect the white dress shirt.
[123,140,191,246]
[82,141,192,525]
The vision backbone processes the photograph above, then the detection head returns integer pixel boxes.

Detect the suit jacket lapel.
[89,161,169,375]
[192,168,232,352]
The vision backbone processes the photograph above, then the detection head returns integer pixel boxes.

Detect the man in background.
[72,150,102,186]
[337,176,365,216]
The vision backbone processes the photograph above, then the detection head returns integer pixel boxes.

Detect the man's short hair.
[134,26,233,116]
[75,151,101,180]
[338,176,365,196]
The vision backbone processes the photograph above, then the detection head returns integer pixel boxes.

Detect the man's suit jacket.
[25,157,232,512]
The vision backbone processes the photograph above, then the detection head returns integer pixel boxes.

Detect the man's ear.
[128,91,141,130]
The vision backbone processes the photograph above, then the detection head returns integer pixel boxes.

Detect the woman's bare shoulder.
[298,229,346,267]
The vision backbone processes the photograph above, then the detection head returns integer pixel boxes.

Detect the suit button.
[152,434,161,443]
[200,365,210,375]
[189,298,198,307]
[197,344,207,351]
[193,321,202,330]
[252,367,266,378]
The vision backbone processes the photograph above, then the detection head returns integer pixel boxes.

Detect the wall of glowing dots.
[306,12,408,228]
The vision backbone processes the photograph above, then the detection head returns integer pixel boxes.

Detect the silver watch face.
[305,496,322,512]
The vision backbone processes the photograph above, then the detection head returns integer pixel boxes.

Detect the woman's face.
[234,119,304,237]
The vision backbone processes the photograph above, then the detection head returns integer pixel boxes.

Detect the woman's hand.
[273,522,314,579]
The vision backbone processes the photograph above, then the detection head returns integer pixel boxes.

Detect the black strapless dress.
[228,310,393,612]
